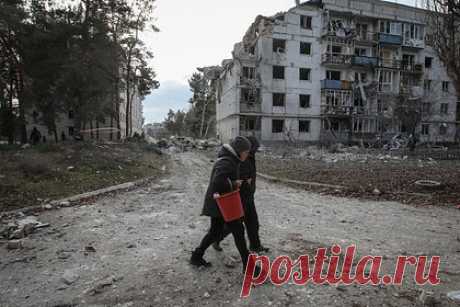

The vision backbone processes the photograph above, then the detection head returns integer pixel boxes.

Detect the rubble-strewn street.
[1,152,459,307]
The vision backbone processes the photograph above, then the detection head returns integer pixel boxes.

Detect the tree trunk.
[16,70,27,144]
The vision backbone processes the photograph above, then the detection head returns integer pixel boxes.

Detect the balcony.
[351,55,378,67]
[355,32,377,44]
[400,63,424,74]
[240,102,261,113]
[403,38,425,49]
[322,53,352,66]
[321,79,353,90]
[321,105,353,116]
[379,58,401,70]
[240,76,260,87]
[377,33,403,45]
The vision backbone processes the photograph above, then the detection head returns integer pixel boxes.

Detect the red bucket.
[215,190,244,222]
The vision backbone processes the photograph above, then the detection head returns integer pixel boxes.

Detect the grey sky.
[143,0,418,124]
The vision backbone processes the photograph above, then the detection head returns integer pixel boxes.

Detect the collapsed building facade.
[215,0,459,144]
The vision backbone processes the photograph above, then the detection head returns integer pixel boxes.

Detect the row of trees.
[163,70,217,138]
[0,0,159,144]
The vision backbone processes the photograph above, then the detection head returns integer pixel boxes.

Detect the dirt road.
[1,152,459,307]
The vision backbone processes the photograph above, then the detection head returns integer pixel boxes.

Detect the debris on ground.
[1,216,50,241]
[258,145,460,207]
[85,275,122,296]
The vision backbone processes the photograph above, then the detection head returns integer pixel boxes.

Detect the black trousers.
[195,217,249,267]
[219,198,261,249]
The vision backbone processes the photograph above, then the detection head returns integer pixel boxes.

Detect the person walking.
[213,136,269,253]
[190,136,253,272]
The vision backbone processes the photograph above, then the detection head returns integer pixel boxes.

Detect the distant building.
[216,0,458,144]
[26,77,143,142]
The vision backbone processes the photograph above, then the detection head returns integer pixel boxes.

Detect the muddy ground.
[257,148,460,207]
[1,152,460,307]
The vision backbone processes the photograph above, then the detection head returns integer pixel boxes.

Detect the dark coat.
[239,152,257,202]
[201,145,241,218]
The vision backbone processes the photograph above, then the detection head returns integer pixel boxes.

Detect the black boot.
[212,242,223,252]
[250,245,270,253]
[190,249,212,267]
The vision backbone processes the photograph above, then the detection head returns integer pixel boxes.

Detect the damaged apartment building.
[215,0,458,144]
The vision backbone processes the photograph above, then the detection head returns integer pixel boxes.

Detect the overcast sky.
[142,0,418,124]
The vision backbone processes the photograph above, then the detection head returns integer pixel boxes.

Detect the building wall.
[216,0,458,144]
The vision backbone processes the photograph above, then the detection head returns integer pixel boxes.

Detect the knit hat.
[230,136,251,155]
[246,136,260,153]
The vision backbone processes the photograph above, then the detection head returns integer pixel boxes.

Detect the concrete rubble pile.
[147,136,221,153]
[261,144,442,165]
[1,215,50,249]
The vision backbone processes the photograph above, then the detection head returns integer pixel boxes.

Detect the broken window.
[299,94,311,108]
[300,42,311,55]
[273,66,285,79]
[356,23,368,40]
[380,21,401,35]
[241,88,258,103]
[442,81,449,92]
[402,54,415,69]
[354,48,367,56]
[272,119,284,133]
[299,68,311,81]
[353,119,364,133]
[242,67,256,79]
[273,39,286,53]
[299,120,310,133]
[68,110,74,119]
[423,79,432,91]
[425,57,433,68]
[421,124,430,135]
[300,15,312,29]
[68,127,75,136]
[440,103,449,115]
[328,45,342,55]
[326,70,341,81]
[273,93,285,107]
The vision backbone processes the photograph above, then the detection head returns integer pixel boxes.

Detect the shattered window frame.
[300,15,312,30]
[273,93,286,107]
[272,119,284,133]
[299,120,311,133]
[442,81,449,93]
[299,68,311,81]
[425,57,433,68]
[242,66,256,80]
[300,42,311,55]
[273,38,286,53]
[299,94,311,108]
[421,123,430,135]
[273,65,285,79]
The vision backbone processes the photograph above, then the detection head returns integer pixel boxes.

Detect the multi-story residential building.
[215,0,458,144]
[25,84,143,142]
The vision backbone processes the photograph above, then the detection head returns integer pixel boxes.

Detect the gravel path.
[1,152,459,307]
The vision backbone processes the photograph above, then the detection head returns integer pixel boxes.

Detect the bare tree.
[426,0,460,135]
